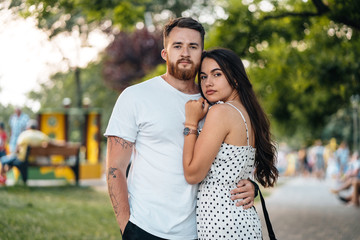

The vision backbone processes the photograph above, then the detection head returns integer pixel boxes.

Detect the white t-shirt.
[104,76,200,239]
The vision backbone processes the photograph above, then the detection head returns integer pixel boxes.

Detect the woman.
[183,48,278,239]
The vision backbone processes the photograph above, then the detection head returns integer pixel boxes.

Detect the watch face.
[183,127,190,135]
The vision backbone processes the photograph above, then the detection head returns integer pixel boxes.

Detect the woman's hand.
[185,97,209,125]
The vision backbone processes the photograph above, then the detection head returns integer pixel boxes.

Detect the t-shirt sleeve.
[104,88,138,143]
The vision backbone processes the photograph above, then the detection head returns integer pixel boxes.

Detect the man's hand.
[230,179,255,209]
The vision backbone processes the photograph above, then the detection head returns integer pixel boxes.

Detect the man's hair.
[163,17,205,48]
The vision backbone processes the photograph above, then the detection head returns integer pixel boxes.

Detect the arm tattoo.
[108,184,120,216]
[109,136,134,151]
[108,167,117,179]
[107,167,120,216]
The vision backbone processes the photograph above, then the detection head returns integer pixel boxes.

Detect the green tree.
[27,61,119,135]
[9,0,360,148]
[207,0,360,146]
[102,28,164,91]
[8,0,122,108]
[7,0,213,108]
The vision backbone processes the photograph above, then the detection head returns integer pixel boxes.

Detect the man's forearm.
[107,166,130,232]
[106,136,134,232]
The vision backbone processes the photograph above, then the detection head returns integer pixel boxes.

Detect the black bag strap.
[259,189,277,240]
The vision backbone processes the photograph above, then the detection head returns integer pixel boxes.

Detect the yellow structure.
[39,113,66,164]
[82,111,102,179]
[39,113,66,141]
[85,112,101,164]
[26,109,103,181]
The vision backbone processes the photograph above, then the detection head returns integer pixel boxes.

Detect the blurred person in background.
[306,143,317,176]
[313,140,325,179]
[324,138,338,179]
[0,120,51,185]
[8,108,29,154]
[297,146,309,176]
[331,151,360,207]
[0,122,7,158]
[335,141,350,176]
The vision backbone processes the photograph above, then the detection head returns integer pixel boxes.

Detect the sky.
[0,4,110,110]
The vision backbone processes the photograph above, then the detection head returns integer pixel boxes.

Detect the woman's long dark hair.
[199,48,278,187]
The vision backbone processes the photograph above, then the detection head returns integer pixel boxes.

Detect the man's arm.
[230,179,257,209]
[106,136,134,233]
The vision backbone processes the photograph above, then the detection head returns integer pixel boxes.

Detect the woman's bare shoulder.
[206,103,233,122]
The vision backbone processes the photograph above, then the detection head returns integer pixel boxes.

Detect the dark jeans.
[0,150,6,158]
[122,221,168,240]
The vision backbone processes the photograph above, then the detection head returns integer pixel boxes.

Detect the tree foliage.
[8,0,360,147]
[8,0,210,34]
[27,61,119,134]
[206,0,360,145]
[102,28,164,91]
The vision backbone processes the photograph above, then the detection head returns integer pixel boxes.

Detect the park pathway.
[256,177,360,240]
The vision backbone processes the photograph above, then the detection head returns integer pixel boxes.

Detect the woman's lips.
[206,90,215,95]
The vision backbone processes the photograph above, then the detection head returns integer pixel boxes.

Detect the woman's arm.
[183,103,230,184]
[183,101,256,208]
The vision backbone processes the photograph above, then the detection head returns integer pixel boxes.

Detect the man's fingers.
[230,191,251,201]
[237,198,254,209]
[236,179,247,186]
[230,185,251,196]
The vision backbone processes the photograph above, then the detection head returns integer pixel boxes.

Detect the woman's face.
[199,57,237,103]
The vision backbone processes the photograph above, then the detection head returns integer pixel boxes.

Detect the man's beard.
[167,57,199,81]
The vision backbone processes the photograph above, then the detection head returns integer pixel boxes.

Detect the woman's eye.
[200,75,207,80]
[214,73,221,77]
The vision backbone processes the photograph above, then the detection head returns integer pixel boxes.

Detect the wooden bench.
[18,143,81,185]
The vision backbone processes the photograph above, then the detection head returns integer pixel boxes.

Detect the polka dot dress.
[196,102,262,240]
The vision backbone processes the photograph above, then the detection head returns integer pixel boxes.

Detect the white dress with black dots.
[196,102,262,240]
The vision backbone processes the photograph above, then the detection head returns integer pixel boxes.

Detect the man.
[105,17,256,239]
[8,108,29,153]
[0,119,50,185]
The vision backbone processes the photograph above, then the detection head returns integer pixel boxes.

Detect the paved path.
[256,177,360,240]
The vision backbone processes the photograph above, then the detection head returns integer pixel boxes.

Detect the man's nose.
[181,47,190,56]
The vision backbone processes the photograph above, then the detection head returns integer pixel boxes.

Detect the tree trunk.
[75,67,82,108]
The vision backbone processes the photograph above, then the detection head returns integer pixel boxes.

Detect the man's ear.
[161,49,167,61]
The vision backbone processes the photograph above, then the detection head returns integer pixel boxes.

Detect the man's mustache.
[177,58,193,64]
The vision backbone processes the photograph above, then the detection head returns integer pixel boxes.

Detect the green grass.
[0,185,120,240]
[0,181,279,240]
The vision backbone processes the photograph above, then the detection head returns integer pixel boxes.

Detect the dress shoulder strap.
[225,102,250,146]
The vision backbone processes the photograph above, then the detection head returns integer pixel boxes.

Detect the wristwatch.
[183,127,198,136]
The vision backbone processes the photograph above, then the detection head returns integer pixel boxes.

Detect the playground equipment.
[24,106,103,182]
